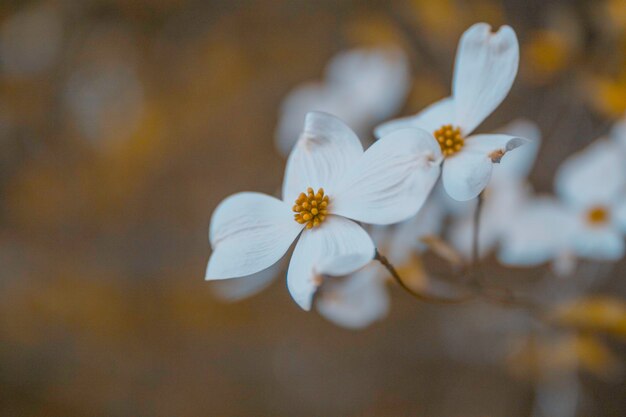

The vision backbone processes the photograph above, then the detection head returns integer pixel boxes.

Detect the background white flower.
[275,46,410,155]
[316,262,390,329]
[500,137,626,271]
[206,112,440,310]
[375,23,525,201]
[554,139,626,260]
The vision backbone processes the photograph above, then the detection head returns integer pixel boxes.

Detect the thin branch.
[374,249,474,305]
[471,192,484,267]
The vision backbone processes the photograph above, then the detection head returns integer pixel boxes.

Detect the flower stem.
[374,249,474,305]
[472,192,484,267]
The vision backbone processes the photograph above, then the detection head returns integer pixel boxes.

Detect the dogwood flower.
[206,112,440,310]
[276,46,410,155]
[448,119,541,259]
[375,23,526,201]
[500,138,626,271]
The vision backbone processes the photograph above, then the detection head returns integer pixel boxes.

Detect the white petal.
[210,262,281,302]
[442,134,526,201]
[316,263,389,329]
[555,139,625,209]
[498,197,575,267]
[453,23,519,134]
[610,114,626,148]
[374,97,455,138]
[388,195,446,260]
[492,119,541,181]
[572,227,625,261]
[206,192,302,279]
[448,215,499,260]
[331,128,442,224]
[287,216,375,310]
[613,197,626,233]
[274,82,355,156]
[282,111,363,203]
[325,47,411,121]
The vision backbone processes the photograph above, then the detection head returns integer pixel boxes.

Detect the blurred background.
[0,0,625,416]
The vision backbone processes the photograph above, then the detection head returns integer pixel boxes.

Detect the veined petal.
[206,192,302,279]
[555,139,625,209]
[282,111,363,203]
[453,23,519,134]
[374,97,455,138]
[331,128,442,224]
[287,216,375,310]
[442,134,526,201]
[316,264,389,329]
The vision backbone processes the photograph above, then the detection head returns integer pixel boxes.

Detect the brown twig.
[374,249,474,305]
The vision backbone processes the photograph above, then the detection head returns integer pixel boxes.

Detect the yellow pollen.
[586,206,610,225]
[293,187,330,229]
[433,124,464,157]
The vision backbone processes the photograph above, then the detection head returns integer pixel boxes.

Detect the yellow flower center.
[586,206,610,225]
[433,124,464,157]
[293,187,329,229]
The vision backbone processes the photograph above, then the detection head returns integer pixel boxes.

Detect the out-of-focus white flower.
[448,119,541,259]
[376,23,526,201]
[553,139,626,260]
[0,3,62,76]
[206,112,440,310]
[499,196,577,272]
[316,262,390,329]
[500,138,626,271]
[275,47,410,155]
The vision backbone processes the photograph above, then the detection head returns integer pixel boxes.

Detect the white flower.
[500,139,626,270]
[275,47,410,155]
[553,139,626,261]
[206,112,440,310]
[448,119,542,259]
[375,23,526,201]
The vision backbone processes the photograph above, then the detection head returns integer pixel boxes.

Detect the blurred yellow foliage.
[550,296,626,340]
[508,333,621,381]
[345,13,406,47]
[587,74,626,117]
[522,29,572,85]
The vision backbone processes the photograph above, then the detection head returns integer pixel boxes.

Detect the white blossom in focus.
[376,23,526,201]
[275,47,410,155]
[206,112,440,310]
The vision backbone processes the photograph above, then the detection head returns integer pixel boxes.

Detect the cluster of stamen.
[293,187,329,229]
[586,206,610,225]
[433,124,464,157]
